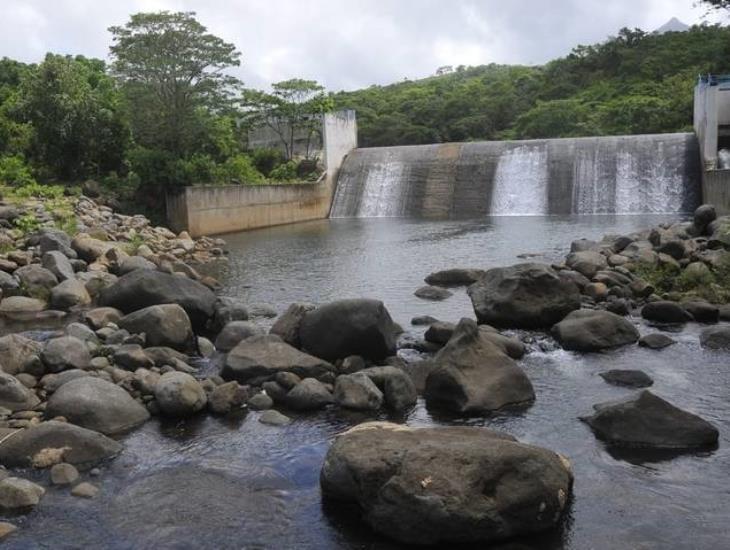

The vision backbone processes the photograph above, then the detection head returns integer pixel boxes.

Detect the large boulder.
[14,264,58,297]
[641,301,693,324]
[41,336,91,372]
[99,269,216,331]
[42,251,76,281]
[269,302,316,348]
[49,279,92,310]
[468,263,580,329]
[699,326,730,350]
[0,334,41,375]
[45,377,150,435]
[581,391,719,449]
[360,366,417,412]
[215,321,264,352]
[299,299,399,362]
[565,251,608,278]
[0,421,122,468]
[334,373,384,411]
[222,335,335,384]
[118,304,195,351]
[320,422,573,545]
[38,229,77,259]
[154,372,207,417]
[552,309,639,352]
[424,268,486,286]
[424,319,534,414]
[0,372,40,411]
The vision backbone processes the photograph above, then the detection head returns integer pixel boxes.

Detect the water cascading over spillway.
[329,133,701,217]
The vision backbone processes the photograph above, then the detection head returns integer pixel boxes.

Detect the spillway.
[329,133,701,217]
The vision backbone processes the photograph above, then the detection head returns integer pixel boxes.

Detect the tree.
[242,79,334,160]
[16,54,129,180]
[699,0,730,10]
[108,11,241,156]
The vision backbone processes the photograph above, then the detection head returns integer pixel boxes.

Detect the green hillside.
[333,25,730,147]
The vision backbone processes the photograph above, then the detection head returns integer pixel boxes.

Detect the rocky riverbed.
[0,198,727,547]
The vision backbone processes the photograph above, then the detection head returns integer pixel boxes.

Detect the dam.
[330,132,702,218]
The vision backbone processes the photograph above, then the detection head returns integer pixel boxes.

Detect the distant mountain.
[654,17,690,34]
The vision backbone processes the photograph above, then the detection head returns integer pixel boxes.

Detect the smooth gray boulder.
[360,366,417,411]
[0,334,41,375]
[118,304,195,351]
[581,391,719,449]
[424,319,534,414]
[215,321,264,352]
[0,372,40,411]
[299,299,399,362]
[269,302,316,348]
[0,421,122,468]
[222,334,335,384]
[0,477,44,511]
[155,372,207,417]
[699,326,730,350]
[468,263,580,329]
[99,269,216,330]
[552,309,639,352]
[414,285,453,301]
[41,336,91,372]
[641,301,693,324]
[638,333,676,349]
[46,377,149,435]
[424,268,486,286]
[50,279,92,309]
[599,369,653,388]
[42,251,76,281]
[285,378,333,411]
[334,373,384,411]
[320,422,573,545]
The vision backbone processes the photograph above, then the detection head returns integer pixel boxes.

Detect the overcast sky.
[0,0,722,91]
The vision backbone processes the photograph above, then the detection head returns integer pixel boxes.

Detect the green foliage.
[109,11,241,157]
[243,79,334,160]
[220,154,265,184]
[268,161,298,182]
[335,25,730,145]
[13,212,42,234]
[11,182,65,200]
[251,148,285,177]
[632,257,730,303]
[0,155,36,186]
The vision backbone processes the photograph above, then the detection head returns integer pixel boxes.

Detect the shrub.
[222,154,265,184]
[0,155,36,187]
[269,160,298,182]
[13,212,42,234]
[251,148,284,177]
[12,182,64,200]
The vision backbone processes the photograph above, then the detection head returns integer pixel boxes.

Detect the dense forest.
[334,25,730,147]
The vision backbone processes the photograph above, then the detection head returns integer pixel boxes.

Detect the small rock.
[0,521,17,540]
[638,333,676,349]
[247,392,274,411]
[71,482,99,498]
[414,285,453,301]
[0,477,45,511]
[259,409,291,426]
[50,463,80,486]
[599,369,654,388]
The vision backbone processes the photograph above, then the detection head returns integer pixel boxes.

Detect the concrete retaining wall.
[702,169,730,214]
[166,110,357,237]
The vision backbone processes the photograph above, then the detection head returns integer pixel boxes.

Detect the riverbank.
[0,201,727,547]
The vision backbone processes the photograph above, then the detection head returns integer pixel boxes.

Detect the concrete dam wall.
[330,133,701,217]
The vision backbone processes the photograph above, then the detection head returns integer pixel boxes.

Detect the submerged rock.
[299,299,399,362]
[552,309,639,352]
[258,409,291,426]
[320,422,573,545]
[699,326,730,350]
[46,377,149,435]
[413,285,452,301]
[424,268,486,286]
[638,333,676,349]
[424,319,534,414]
[599,369,653,388]
[468,263,580,329]
[581,391,718,449]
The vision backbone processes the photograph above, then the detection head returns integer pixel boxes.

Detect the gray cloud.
[0,0,717,91]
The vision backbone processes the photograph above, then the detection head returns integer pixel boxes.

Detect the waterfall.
[330,133,700,218]
[491,146,549,215]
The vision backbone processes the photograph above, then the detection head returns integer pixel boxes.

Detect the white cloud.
[0,0,716,90]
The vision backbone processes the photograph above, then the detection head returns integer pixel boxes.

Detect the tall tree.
[699,0,730,10]
[108,11,241,156]
[243,79,333,160]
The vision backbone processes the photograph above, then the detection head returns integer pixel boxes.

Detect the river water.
[4,216,730,549]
